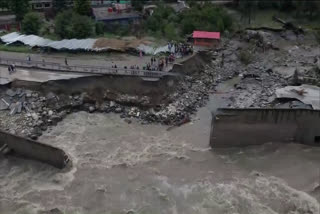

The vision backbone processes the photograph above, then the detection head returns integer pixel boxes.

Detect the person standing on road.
[12,64,16,73]
[27,55,31,62]
[65,58,68,66]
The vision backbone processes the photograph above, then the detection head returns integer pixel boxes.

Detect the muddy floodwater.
[1,80,320,214]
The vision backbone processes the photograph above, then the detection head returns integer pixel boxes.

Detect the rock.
[115,107,122,113]
[51,115,62,125]
[41,126,47,131]
[15,88,22,95]
[6,89,16,97]
[37,120,44,126]
[16,102,22,113]
[31,127,42,137]
[31,113,39,121]
[89,106,95,113]
[110,101,116,107]
[9,103,18,115]
[124,118,132,124]
[30,134,38,140]
[0,99,9,110]
[46,92,56,100]
[48,110,53,116]
[32,92,39,98]
[25,90,33,98]
[38,208,63,214]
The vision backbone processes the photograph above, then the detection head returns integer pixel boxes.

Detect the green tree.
[71,13,94,38]
[73,0,91,16]
[21,12,42,35]
[95,22,105,35]
[8,0,30,21]
[54,10,73,39]
[55,10,94,39]
[238,0,256,25]
[53,0,68,12]
[164,23,177,40]
[0,0,9,10]
[303,1,319,18]
[132,0,147,11]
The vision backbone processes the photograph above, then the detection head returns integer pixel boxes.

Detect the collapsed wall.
[0,130,69,169]
[210,108,320,148]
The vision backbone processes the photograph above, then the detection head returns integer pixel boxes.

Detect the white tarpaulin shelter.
[137,44,170,55]
[275,84,320,110]
[1,32,99,51]
[1,32,170,54]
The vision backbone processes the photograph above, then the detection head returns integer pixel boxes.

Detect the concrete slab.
[276,84,320,110]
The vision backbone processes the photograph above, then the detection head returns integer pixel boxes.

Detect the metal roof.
[193,31,221,39]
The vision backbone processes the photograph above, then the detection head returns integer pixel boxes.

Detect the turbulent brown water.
[0,80,320,214]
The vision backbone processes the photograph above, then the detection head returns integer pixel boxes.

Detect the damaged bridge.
[0,57,178,79]
[0,130,69,169]
[210,108,320,148]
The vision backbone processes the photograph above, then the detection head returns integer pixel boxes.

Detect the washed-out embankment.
[9,51,209,107]
[0,52,211,168]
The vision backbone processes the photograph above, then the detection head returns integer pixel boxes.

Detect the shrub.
[54,10,73,39]
[164,23,178,40]
[22,12,42,35]
[238,49,253,65]
[54,10,94,39]
[71,14,94,39]
[95,22,105,35]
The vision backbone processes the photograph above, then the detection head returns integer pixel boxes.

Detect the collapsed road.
[0,130,69,169]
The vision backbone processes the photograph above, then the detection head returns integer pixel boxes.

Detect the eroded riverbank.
[1,28,320,214]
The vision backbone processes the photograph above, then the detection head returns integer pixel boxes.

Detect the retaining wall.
[0,130,69,168]
[210,108,320,148]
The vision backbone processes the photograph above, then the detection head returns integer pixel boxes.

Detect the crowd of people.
[7,41,194,75]
[168,42,193,57]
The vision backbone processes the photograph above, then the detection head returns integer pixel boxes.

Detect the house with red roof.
[192,31,221,47]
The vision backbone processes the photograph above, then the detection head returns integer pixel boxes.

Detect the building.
[93,7,140,26]
[0,15,19,31]
[93,2,140,26]
[91,0,131,7]
[192,31,220,47]
[30,0,53,10]
[30,0,128,10]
